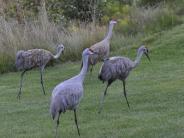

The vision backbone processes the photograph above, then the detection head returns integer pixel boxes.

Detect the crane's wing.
[99,57,133,81]
[89,40,110,64]
[51,82,83,110]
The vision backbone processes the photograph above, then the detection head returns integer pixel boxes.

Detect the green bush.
[145,8,182,32]
[0,54,15,73]
[115,5,182,35]
[138,0,172,6]
[0,1,183,73]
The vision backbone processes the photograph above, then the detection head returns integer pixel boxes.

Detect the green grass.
[1,24,184,138]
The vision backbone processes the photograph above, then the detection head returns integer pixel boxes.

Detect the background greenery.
[0,0,184,73]
[1,1,184,137]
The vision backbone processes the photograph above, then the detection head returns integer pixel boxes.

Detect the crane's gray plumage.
[50,48,96,138]
[16,44,65,99]
[98,45,150,113]
[81,20,117,72]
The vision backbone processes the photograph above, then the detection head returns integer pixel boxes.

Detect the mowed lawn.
[1,25,184,138]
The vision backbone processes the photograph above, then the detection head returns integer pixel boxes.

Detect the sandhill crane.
[98,45,150,113]
[15,44,64,99]
[50,48,97,138]
[81,20,117,72]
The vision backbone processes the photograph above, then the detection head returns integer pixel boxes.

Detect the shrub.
[115,4,182,35]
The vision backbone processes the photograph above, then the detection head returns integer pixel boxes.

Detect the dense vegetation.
[0,0,183,73]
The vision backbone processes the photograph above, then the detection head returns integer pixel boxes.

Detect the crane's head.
[82,48,98,57]
[110,20,117,25]
[57,44,65,54]
[138,45,151,62]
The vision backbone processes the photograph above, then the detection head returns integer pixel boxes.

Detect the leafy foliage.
[0,0,183,72]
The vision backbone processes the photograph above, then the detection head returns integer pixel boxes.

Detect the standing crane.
[98,45,150,113]
[15,44,65,99]
[81,20,117,72]
[50,48,97,138]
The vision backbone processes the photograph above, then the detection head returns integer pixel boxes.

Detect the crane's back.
[89,40,110,65]
[99,56,134,82]
[16,49,52,70]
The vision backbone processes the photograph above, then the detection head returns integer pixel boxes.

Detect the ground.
[1,24,184,138]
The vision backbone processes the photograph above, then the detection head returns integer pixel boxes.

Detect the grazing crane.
[81,20,117,72]
[15,44,65,99]
[98,45,150,113]
[50,48,97,138]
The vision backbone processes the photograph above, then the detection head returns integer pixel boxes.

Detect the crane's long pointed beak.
[145,53,151,62]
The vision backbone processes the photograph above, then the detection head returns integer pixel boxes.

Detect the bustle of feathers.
[15,44,64,70]
[15,49,52,70]
[98,57,134,82]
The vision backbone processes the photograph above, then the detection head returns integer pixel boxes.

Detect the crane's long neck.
[104,23,115,41]
[78,55,89,82]
[53,48,63,59]
[132,51,144,68]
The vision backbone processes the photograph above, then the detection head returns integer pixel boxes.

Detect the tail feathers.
[50,97,68,120]
[50,102,57,120]
[51,109,56,120]
[98,67,111,82]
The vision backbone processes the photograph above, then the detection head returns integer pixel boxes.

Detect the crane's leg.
[17,70,27,99]
[55,112,61,138]
[98,82,111,114]
[74,109,80,136]
[40,66,46,95]
[123,80,130,109]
